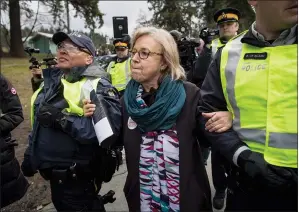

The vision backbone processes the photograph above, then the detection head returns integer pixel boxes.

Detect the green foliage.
[148,0,203,37]
[147,0,255,37]
[34,26,57,34]
[1,0,105,57]
[135,10,154,29]
[40,0,104,30]
[89,30,109,49]
[0,1,8,11]
[19,1,34,19]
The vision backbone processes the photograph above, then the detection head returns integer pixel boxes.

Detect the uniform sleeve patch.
[108,89,116,97]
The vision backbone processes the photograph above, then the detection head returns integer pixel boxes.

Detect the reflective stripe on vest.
[220,31,297,168]
[30,82,44,128]
[211,38,225,57]
[30,77,100,127]
[107,58,131,91]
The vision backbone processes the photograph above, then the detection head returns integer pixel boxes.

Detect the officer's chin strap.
[116,55,129,63]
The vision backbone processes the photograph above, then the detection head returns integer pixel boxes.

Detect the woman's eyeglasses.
[129,49,162,59]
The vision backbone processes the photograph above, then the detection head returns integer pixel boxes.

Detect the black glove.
[21,154,38,177]
[36,103,65,129]
[238,150,267,179]
[238,150,294,190]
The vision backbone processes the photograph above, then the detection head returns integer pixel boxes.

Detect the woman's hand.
[83,99,96,117]
[202,111,232,133]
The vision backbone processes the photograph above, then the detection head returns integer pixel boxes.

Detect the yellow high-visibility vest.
[31,77,100,127]
[107,58,131,92]
[220,31,297,168]
[211,38,225,57]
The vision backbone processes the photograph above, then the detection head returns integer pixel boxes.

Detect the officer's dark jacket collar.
[61,61,108,83]
[219,37,228,45]
[241,22,298,47]
[81,61,108,79]
[42,61,110,89]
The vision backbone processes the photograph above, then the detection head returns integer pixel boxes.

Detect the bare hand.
[202,111,232,133]
[31,67,42,78]
[83,99,96,117]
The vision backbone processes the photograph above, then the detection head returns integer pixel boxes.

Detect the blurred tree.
[1,0,104,57]
[147,0,203,37]
[89,30,108,48]
[38,26,56,34]
[7,0,33,57]
[135,9,154,29]
[41,0,104,31]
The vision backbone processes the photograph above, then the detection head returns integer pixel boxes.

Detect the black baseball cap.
[52,31,96,56]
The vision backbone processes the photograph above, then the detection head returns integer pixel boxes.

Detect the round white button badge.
[127,117,137,130]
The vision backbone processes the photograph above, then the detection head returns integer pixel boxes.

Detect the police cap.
[113,34,131,49]
[213,7,241,25]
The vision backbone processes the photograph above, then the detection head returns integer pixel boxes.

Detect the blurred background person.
[192,8,241,210]
[199,1,297,210]
[0,73,29,209]
[106,35,131,97]
[30,67,43,92]
[193,7,240,88]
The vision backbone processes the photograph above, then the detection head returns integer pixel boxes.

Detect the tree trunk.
[9,0,25,57]
[65,0,70,33]
[0,47,4,57]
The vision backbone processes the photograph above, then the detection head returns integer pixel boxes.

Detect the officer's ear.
[248,0,258,7]
[235,22,240,31]
[85,54,93,65]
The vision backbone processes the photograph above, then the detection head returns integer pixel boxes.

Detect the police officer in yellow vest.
[193,7,240,88]
[107,35,131,97]
[21,32,122,211]
[194,8,241,210]
[210,8,240,56]
[199,0,297,211]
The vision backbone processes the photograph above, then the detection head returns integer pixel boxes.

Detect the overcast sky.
[9,1,154,38]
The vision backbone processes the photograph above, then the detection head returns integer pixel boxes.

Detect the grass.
[1,57,34,124]
[1,53,50,64]
[1,54,51,117]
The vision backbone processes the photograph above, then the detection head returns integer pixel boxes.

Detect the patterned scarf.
[124,75,186,132]
[135,85,181,212]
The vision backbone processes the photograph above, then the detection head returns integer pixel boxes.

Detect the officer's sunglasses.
[57,42,91,55]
